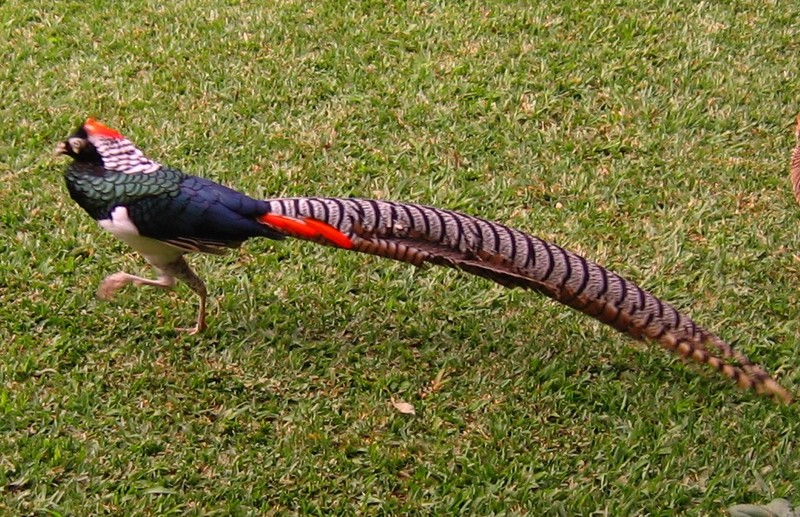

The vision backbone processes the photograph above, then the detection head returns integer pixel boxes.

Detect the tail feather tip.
[759,378,793,404]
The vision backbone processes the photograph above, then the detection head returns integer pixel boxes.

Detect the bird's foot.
[97,272,133,300]
[176,324,206,335]
[176,305,207,335]
[176,318,207,335]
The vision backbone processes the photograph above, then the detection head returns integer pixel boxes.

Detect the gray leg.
[161,257,208,335]
[97,257,208,334]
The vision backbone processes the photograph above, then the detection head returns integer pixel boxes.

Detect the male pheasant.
[56,118,792,402]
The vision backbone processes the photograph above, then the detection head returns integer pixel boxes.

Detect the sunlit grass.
[1,0,799,514]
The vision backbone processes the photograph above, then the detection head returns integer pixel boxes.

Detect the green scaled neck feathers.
[65,164,184,221]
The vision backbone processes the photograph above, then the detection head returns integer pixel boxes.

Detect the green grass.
[1,0,800,514]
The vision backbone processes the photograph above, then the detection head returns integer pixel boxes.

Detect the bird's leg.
[160,257,208,335]
[97,271,176,300]
[97,257,207,334]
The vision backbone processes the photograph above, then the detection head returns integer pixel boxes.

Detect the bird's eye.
[68,137,85,153]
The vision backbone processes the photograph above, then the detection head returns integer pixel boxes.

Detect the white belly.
[99,206,184,267]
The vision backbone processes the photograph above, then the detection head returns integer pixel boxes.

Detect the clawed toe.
[176,321,207,335]
[97,273,130,300]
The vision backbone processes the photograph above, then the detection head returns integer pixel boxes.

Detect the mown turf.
[1,0,799,514]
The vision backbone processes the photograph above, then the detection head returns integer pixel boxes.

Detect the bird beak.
[54,141,67,157]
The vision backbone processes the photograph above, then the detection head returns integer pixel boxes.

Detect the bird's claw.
[97,272,131,300]
[176,322,206,335]
[176,308,207,336]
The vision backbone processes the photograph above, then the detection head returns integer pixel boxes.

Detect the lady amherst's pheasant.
[55,118,792,402]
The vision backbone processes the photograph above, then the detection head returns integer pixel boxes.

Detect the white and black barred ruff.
[88,134,162,175]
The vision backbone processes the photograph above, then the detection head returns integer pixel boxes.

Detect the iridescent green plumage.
[65,162,185,220]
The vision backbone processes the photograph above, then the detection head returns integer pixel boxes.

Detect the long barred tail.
[792,114,800,203]
[259,197,792,402]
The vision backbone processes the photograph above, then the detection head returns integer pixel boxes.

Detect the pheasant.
[55,118,792,402]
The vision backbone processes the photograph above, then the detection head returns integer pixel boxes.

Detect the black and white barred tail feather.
[262,196,792,403]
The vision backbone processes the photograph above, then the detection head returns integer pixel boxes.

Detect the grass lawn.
[1,0,799,514]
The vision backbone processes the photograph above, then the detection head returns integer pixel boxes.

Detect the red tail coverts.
[260,214,353,249]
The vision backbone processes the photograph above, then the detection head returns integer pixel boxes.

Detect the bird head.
[55,121,103,164]
[56,118,161,174]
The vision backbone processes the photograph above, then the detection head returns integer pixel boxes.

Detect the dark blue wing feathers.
[127,175,284,246]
